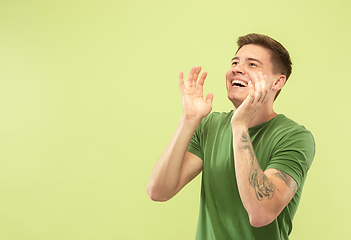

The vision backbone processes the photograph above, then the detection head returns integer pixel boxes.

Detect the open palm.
[178,66,213,120]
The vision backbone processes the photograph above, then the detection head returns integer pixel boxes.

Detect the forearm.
[232,125,282,227]
[148,66,212,201]
[147,116,201,201]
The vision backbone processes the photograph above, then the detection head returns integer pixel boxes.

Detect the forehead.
[235,44,272,63]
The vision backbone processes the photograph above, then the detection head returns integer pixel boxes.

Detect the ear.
[271,75,286,91]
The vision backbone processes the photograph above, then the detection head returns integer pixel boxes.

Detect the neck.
[248,109,277,128]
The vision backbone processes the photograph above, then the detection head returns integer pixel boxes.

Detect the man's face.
[226,44,276,106]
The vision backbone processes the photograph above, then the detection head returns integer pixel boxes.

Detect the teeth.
[231,80,248,87]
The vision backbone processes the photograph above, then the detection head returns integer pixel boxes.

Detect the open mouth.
[231,80,248,87]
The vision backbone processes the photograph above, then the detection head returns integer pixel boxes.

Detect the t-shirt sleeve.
[187,118,205,160]
[267,128,315,187]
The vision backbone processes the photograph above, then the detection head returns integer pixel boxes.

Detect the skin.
[147,44,297,227]
[146,66,210,201]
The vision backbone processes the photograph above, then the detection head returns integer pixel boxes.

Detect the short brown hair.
[236,33,292,99]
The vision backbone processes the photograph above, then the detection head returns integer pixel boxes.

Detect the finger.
[256,72,264,102]
[205,92,213,106]
[255,72,262,91]
[196,71,207,91]
[185,66,196,89]
[247,80,255,103]
[178,71,185,91]
[191,66,202,89]
[257,72,269,103]
[252,73,263,102]
[260,73,269,103]
[258,72,267,91]
[250,73,256,89]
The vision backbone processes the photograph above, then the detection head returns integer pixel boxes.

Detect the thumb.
[206,93,214,106]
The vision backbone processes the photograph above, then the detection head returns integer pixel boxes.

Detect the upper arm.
[174,151,203,194]
[246,168,297,227]
[264,168,298,210]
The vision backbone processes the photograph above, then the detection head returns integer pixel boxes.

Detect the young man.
[147,33,315,240]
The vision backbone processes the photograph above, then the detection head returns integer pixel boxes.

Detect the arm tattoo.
[249,169,276,201]
[240,132,276,201]
[273,170,298,193]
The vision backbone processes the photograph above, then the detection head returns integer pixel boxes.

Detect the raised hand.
[178,66,213,121]
[231,71,271,126]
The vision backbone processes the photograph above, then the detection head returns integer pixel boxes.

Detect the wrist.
[231,122,249,133]
[180,114,203,126]
[231,119,249,128]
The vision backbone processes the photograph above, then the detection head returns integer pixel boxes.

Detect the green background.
[0,0,350,239]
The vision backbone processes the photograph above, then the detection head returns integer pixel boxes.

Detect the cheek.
[247,70,264,81]
[225,70,232,80]
[225,71,231,88]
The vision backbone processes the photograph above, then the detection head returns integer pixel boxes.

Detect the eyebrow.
[231,57,264,65]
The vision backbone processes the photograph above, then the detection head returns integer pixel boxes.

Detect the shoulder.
[251,114,314,142]
[267,115,316,184]
[271,114,314,139]
[254,114,315,160]
[270,114,315,161]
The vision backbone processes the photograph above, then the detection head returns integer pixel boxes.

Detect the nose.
[232,63,246,75]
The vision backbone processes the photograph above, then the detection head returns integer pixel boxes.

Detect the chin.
[227,95,245,109]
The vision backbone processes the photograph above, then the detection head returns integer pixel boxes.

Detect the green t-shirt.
[187,111,315,240]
